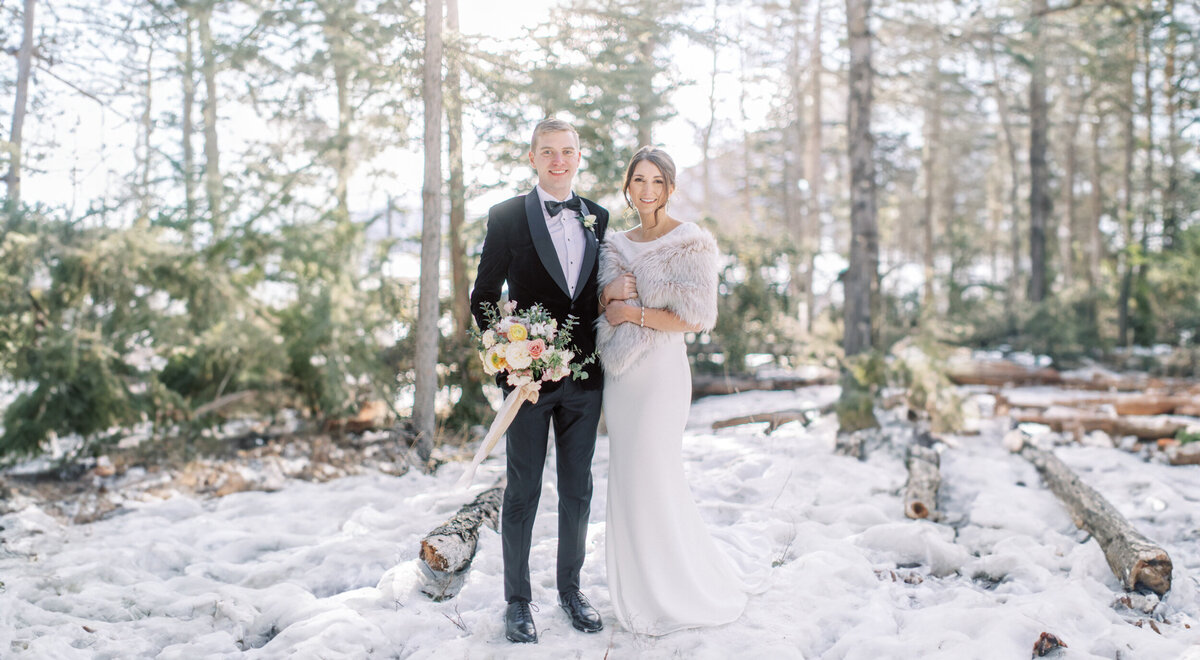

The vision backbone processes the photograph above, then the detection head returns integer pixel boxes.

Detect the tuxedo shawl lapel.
[524,190,571,298]
[574,199,599,303]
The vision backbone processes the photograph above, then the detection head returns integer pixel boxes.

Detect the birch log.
[904,445,941,520]
[1012,410,1190,440]
[1167,443,1200,466]
[1016,442,1172,595]
[711,403,835,434]
[692,373,837,399]
[418,481,504,601]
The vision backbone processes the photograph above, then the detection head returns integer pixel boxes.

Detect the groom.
[469,118,608,644]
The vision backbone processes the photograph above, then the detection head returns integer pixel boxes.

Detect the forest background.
[1,0,1197,465]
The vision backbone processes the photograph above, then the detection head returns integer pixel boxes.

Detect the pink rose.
[527,338,546,359]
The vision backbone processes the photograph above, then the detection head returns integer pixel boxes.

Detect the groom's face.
[529,130,581,196]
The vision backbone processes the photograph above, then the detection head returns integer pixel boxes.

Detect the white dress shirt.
[535,185,587,297]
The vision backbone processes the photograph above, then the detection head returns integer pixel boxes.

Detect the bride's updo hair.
[622,146,677,217]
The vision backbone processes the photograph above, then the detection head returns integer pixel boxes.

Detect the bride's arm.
[599,272,638,311]
[603,300,703,333]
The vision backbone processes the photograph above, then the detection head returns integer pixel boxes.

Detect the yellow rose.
[507,323,528,342]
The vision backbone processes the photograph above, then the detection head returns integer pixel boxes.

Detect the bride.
[595,146,756,635]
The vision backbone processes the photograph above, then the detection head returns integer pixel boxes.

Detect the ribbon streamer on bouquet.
[454,382,541,489]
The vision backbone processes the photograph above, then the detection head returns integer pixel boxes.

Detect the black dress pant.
[501,377,602,603]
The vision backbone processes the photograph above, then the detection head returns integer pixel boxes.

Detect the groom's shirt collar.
[534,185,585,297]
[535,184,575,205]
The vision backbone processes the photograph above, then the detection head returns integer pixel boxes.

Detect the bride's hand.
[604,299,637,326]
[603,273,638,304]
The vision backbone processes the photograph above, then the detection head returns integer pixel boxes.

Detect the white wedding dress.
[602,232,750,636]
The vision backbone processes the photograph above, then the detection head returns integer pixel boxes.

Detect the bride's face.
[628,160,673,215]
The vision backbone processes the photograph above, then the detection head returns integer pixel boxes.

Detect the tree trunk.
[1087,113,1103,289]
[418,481,504,601]
[137,43,155,229]
[637,36,655,147]
[446,0,467,340]
[843,0,876,357]
[330,16,352,223]
[987,39,1022,324]
[4,0,36,210]
[445,0,488,425]
[738,20,755,227]
[921,61,941,310]
[1134,21,1154,344]
[1027,0,1051,303]
[412,0,444,462]
[1117,30,1136,347]
[1015,441,1172,595]
[804,0,823,334]
[701,0,719,213]
[1162,0,1179,249]
[987,147,1003,283]
[785,2,807,328]
[181,8,197,228]
[904,444,940,520]
[1058,106,1083,288]
[197,2,223,236]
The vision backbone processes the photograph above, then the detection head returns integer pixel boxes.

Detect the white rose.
[482,330,497,348]
[506,340,533,370]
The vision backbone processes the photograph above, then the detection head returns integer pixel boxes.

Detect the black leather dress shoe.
[558,590,604,633]
[505,601,538,643]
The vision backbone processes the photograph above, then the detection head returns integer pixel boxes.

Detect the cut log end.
[1130,554,1173,596]
[906,501,930,519]
[419,539,449,572]
[1032,632,1067,657]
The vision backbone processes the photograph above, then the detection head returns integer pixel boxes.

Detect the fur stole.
[594,222,719,376]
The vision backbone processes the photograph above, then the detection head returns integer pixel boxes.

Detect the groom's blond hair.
[531,118,579,151]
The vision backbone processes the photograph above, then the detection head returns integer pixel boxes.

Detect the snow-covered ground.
[2,386,1199,659]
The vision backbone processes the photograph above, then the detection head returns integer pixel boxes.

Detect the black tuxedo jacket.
[470,189,609,391]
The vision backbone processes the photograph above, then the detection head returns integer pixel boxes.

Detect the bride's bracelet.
[639,306,645,328]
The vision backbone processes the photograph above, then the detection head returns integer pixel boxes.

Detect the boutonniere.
[581,214,597,231]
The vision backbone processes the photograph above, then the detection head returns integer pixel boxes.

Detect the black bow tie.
[545,195,583,217]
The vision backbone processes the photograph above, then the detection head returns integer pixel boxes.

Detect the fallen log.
[904,445,941,520]
[692,373,837,398]
[1011,410,1191,441]
[1011,437,1172,595]
[418,480,505,601]
[1032,632,1068,657]
[950,360,1199,393]
[947,361,1062,387]
[711,403,836,434]
[193,390,257,419]
[1000,392,1197,416]
[1167,443,1200,466]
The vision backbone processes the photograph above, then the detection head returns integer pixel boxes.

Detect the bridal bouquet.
[455,300,594,488]
[476,299,591,388]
